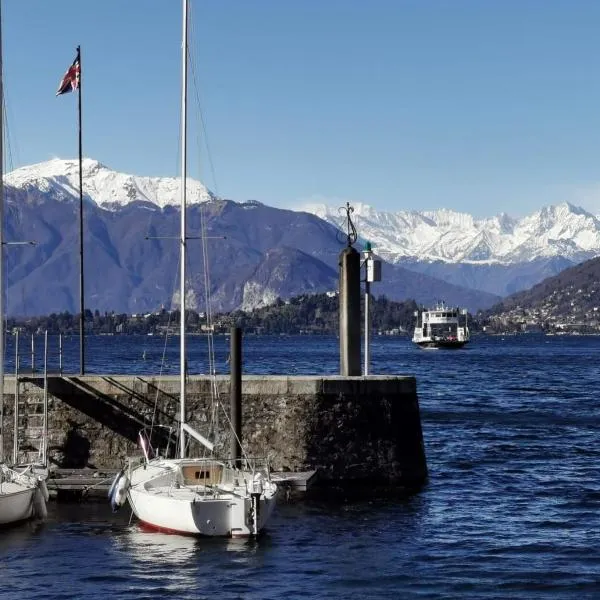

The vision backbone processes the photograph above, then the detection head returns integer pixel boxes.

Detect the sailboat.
[0,1,48,526]
[108,0,277,537]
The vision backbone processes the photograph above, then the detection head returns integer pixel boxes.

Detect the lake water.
[2,333,600,599]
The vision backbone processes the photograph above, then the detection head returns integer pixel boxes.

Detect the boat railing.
[221,456,272,480]
[0,463,38,486]
[138,425,177,462]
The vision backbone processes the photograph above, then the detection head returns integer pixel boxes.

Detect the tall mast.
[0,0,5,462]
[77,45,84,375]
[179,0,188,459]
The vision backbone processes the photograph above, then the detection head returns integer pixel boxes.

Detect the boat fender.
[33,487,48,520]
[108,468,124,500]
[39,478,50,503]
[109,470,130,512]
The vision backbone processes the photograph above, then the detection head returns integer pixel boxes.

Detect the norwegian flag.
[56,50,80,96]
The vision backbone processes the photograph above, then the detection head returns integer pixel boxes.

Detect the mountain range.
[3,158,599,317]
[303,202,599,297]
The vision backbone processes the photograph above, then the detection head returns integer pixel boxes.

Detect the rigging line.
[200,204,216,375]
[2,74,18,173]
[187,7,220,385]
[149,248,181,434]
[197,202,223,443]
[185,5,225,448]
[187,3,220,199]
[142,40,183,242]
[217,399,251,464]
[178,202,221,451]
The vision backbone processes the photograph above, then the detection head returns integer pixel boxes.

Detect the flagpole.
[77,45,84,375]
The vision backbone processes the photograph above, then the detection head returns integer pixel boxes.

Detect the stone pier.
[3,374,428,493]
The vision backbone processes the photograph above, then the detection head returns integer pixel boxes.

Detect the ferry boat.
[412,302,470,349]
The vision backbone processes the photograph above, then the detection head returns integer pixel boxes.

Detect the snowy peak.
[5,158,214,210]
[6,159,600,267]
[300,201,600,265]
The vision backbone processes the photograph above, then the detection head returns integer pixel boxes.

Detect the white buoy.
[33,486,48,520]
[39,478,49,503]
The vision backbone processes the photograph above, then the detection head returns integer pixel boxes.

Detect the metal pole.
[59,333,63,375]
[31,333,34,374]
[77,45,85,376]
[179,0,189,459]
[0,0,5,463]
[13,332,18,465]
[364,280,370,376]
[43,331,48,467]
[230,326,242,465]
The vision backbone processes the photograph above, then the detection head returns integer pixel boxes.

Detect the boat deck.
[146,484,237,501]
[47,468,319,499]
[0,482,33,494]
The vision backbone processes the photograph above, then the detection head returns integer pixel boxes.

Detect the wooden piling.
[339,246,361,376]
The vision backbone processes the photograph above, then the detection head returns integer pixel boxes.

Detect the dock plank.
[271,469,319,492]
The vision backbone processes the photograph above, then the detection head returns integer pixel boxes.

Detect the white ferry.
[412,302,470,349]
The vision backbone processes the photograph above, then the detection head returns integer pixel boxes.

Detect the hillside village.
[8,251,600,337]
[11,293,418,337]
[479,256,600,335]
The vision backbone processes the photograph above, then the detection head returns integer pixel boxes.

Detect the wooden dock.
[46,469,117,498]
[46,468,319,500]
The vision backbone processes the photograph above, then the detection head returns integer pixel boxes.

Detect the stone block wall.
[1,374,427,487]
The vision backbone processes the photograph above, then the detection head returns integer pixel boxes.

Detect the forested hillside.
[223,293,419,335]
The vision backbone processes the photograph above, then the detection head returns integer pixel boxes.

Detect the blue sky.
[4,0,600,218]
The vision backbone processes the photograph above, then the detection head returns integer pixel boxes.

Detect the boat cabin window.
[180,464,223,486]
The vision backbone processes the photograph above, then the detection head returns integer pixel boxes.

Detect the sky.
[4,0,600,218]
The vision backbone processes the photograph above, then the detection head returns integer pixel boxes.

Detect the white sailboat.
[109,0,277,537]
[0,1,48,526]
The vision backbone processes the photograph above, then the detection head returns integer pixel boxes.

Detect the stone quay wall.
[2,374,427,488]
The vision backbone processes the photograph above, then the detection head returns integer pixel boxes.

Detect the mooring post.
[230,326,242,465]
[339,245,361,376]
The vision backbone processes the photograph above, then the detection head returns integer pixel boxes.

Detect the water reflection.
[119,526,200,565]
[117,523,262,562]
[0,520,43,554]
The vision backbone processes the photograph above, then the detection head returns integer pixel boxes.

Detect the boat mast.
[0,0,4,463]
[179,0,188,459]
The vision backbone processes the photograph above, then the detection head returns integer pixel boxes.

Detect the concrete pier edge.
[5,374,428,499]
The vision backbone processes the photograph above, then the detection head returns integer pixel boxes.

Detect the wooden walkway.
[46,468,319,499]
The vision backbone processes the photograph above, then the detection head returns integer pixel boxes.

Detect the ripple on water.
[1,335,600,598]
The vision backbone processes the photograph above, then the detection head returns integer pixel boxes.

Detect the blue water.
[2,333,600,599]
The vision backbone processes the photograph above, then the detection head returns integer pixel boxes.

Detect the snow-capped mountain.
[12,159,598,269]
[302,201,600,265]
[300,201,600,297]
[1,158,500,316]
[6,158,213,210]
[3,157,596,316]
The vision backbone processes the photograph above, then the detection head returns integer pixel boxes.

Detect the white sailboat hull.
[0,465,48,526]
[0,482,37,526]
[110,0,278,541]
[125,459,277,537]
